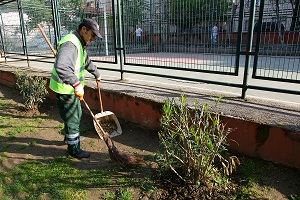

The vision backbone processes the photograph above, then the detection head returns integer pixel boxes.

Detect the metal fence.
[0,0,299,98]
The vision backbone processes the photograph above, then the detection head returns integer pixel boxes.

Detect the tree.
[123,0,147,26]
[290,0,300,31]
[22,0,84,31]
[167,0,230,33]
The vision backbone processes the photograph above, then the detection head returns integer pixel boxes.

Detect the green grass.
[0,115,39,137]
[0,144,10,152]
[0,88,299,200]
[116,188,132,200]
[28,141,37,147]
[290,194,300,200]
[15,145,27,151]
[6,126,37,136]
[0,156,153,200]
[0,97,154,199]
[0,157,113,200]
[229,155,290,199]
[0,99,10,110]
[88,140,96,148]
[102,191,115,200]
[0,152,8,162]
[34,117,45,124]
[140,177,156,192]
[54,123,64,134]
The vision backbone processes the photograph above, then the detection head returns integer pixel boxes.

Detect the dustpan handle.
[82,98,107,137]
[97,80,104,113]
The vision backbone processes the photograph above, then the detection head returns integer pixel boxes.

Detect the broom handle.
[37,24,57,56]
[82,99,108,138]
[97,80,104,113]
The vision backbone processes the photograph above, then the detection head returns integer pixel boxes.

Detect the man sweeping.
[49,18,102,159]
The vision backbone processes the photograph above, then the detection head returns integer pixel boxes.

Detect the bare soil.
[0,83,299,200]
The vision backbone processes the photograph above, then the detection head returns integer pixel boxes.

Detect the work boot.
[70,149,91,159]
[68,144,90,159]
[66,135,89,159]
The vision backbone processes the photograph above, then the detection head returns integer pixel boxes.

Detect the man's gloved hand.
[96,75,101,83]
[73,82,84,100]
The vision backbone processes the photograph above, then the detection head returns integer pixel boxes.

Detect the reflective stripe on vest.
[49,33,86,94]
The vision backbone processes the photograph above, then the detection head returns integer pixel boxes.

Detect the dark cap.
[80,18,102,38]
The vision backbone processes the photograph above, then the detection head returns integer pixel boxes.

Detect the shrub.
[156,94,239,186]
[14,70,48,110]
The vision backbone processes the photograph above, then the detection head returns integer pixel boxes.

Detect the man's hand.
[96,75,101,83]
[73,82,84,100]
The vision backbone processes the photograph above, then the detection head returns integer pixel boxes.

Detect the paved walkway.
[3,54,300,106]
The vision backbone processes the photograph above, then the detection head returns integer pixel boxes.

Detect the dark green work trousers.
[56,93,82,155]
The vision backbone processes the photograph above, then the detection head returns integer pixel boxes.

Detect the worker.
[49,18,102,159]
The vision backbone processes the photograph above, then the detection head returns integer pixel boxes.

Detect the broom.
[82,99,144,166]
[37,24,144,166]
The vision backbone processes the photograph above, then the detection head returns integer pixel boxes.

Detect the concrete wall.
[1,68,299,168]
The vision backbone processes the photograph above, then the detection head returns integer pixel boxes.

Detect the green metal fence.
[0,0,299,98]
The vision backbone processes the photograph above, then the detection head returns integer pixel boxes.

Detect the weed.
[156,94,239,186]
[16,145,27,150]
[0,99,9,110]
[6,126,36,136]
[140,177,156,192]
[14,70,48,110]
[88,140,96,148]
[143,154,154,161]
[54,123,64,134]
[7,136,15,141]
[232,185,261,199]
[102,191,115,200]
[29,141,37,147]
[0,144,10,152]
[290,194,300,200]
[116,188,132,200]
[34,117,45,123]
[117,177,138,186]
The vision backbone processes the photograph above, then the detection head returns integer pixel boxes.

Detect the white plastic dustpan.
[93,80,122,139]
[93,111,122,139]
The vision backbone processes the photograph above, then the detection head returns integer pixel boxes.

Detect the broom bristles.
[103,134,144,166]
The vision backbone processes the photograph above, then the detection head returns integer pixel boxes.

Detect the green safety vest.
[49,33,86,94]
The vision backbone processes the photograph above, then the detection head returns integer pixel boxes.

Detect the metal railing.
[0,0,299,98]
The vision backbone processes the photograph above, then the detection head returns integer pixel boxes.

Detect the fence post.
[242,0,256,99]
[17,0,29,67]
[116,0,124,80]
[0,14,7,63]
[51,0,60,49]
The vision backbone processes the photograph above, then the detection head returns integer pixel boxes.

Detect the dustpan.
[93,80,122,139]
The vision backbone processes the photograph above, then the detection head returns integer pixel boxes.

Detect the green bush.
[156,94,239,186]
[14,70,48,110]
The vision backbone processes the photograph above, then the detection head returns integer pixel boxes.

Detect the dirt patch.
[0,83,299,199]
